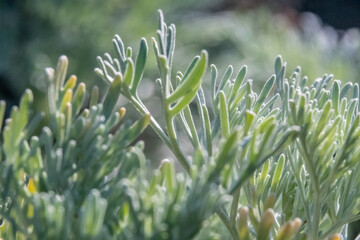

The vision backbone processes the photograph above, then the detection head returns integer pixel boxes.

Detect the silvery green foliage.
[1,10,360,240]
[0,53,229,239]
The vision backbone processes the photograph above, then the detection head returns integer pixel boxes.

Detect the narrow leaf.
[183,106,200,148]
[89,86,99,107]
[166,24,176,67]
[72,83,86,117]
[123,58,134,87]
[103,74,122,118]
[202,105,212,156]
[0,101,6,134]
[132,38,148,94]
[167,51,208,104]
[55,55,69,94]
[230,65,247,103]
[218,65,233,94]
[126,114,150,145]
[271,154,285,192]
[340,82,353,99]
[63,75,77,92]
[219,91,230,138]
[59,89,72,113]
[274,55,283,76]
[254,75,275,113]
[169,86,199,117]
[182,56,200,85]
[332,80,340,115]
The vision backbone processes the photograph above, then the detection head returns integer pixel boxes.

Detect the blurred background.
[1,0,360,105]
[1,0,360,238]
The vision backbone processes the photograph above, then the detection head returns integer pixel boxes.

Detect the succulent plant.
[0,10,359,240]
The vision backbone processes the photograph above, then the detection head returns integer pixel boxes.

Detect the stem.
[176,111,196,148]
[130,95,191,172]
[153,36,238,239]
[165,115,191,173]
[230,188,241,227]
[296,138,320,194]
[286,148,311,225]
[297,136,321,239]
[129,96,171,149]
[311,191,321,240]
[229,165,256,194]
[216,207,239,240]
[131,83,236,239]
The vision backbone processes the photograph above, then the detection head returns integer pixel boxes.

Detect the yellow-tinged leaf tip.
[28,178,37,193]
[327,234,341,240]
[119,107,126,118]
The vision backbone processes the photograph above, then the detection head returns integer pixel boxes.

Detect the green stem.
[183,106,200,148]
[176,113,194,146]
[165,115,191,174]
[154,41,238,239]
[297,136,321,239]
[286,148,311,226]
[311,191,321,240]
[230,188,240,227]
[216,207,239,240]
[157,61,192,173]
[297,138,320,193]
[129,96,171,149]
[130,94,191,173]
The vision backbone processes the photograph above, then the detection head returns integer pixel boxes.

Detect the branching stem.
[230,188,240,227]
[217,206,239,240]
[286,148,311,226]
[165,116,191,173]
[297,136,321,240]
[129,95,172,148]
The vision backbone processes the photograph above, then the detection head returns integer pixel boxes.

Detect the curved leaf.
[103,74,122,118]
[123,58,134,87]
[132,38,148,94]
[167,50,208,104]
